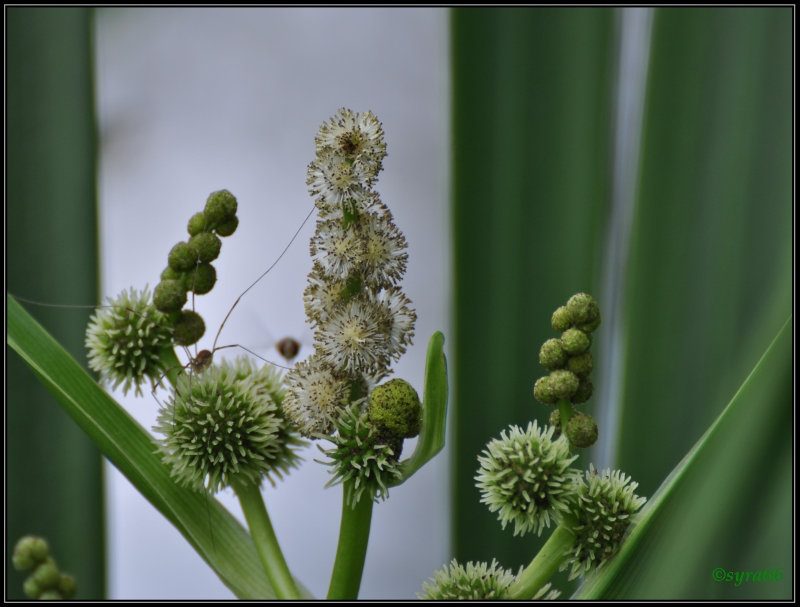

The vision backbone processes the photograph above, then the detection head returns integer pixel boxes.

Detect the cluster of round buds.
[284,109,416,438]
[153,189,240,346]
[561,466,647,580]
[85,286,173,396]
[13,536,77,600]
[153,356,306,494]
[418,559,562,601]
[534,293,601,448]
[475,421,579,537]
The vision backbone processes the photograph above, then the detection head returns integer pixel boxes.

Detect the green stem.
[508,522,576,599]
[327,481,374,599]
[160,347,183,390]
[557,398,573,436]
[233,477,300,600]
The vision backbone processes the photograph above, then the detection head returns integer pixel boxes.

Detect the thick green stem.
[327,481,374,599]
[160,347,183,390]
[233,478,300,600]
[557,398,573,436]
[508,523,576,599]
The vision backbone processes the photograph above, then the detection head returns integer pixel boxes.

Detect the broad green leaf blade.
[7,295,313,600]
[451,7,615,591]
[573,316,792,599]
[7,8,103,598]
[395,331,448,484]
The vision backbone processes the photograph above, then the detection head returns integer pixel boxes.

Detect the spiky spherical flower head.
[367,378,422,439]
[204,189,238,226]
[561,328,590,355]
[282,355,351,436]
[358,210,408,289]
[12,536,49,572]
[317,404,402,507]
[314,298,390,374]
[539,338,567,371]
[566,412,598,448]
[310,218,364,280]
[229,357,309,485]
[307,151,373,214]
[154,359,283,494]
[562,466,647,580]
[533,376,558,405]
[566,293,599,326]
[548,369,580,400]
[476,422,578,536]
[153,279,187,313]
[417,559,517,600]
[86,287,173,396]
[314,108,387,180]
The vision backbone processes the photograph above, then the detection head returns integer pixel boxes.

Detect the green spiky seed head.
[561,328,590,355]
[185,262,217,295]
[32,559,60,589]
[548,369,579,400]
[562,466,646,580]
[367,378,422,439]
[86,287,174,396]
[172,310,206,346]
[168,241,197,272]
[539,338,567,371]
[23,577,42,599]
[13,536,49,572]
[317,404,403,507]
[476,421,579,536]
[205,189,238,225]
[551,305,572,332]
[57,574,77,600]
[571,376,594,404]
[566,293,598,325]
[534,376,558,405]
[187,211,207,236]
[215,214,239,237]
[154,359,283,494]
[189,232,222,263]
[153,280,187,313]
[566,412,598,448]
[567,351,593,377]
[418,559,517,600]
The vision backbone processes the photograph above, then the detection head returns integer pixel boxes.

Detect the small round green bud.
[39,590,62,600]
[153,280,187,313]
[548,369,579,400]
[567,351,594,377]
[160,266,182,282]
[23,576,42,599]
[32,559,60,589]
[539,338,567,371]
[561,328,590,355]
[167,241,198,272]
[548,409,562,435]
[13,536,49,572]
[185,263,217,295]
[58,574,77,600]
[204,189,238,225]
[187,212,208,236]
[189,232,222,263]
[566,293,597,325]
[172,310,206,346]
[367,379,422,439]
[551,306,571,332]
[214,215,239,237]
[571,376,594,404]
[578,306,601,333]
[566,412,598,448]
[533,376,558,405]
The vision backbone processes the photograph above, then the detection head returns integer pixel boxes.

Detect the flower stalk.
[327,480,374,599]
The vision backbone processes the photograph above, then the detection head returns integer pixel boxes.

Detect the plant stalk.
[233,477,300,600]
[508,523,576,599]
[557,398,573,436]
[327,481,374,599]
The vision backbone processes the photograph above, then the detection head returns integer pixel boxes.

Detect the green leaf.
[7,295,312,600]
[394,330,449,484]
[573,316,792,599]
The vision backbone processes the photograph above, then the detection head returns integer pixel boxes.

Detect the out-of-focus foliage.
[452,7,791,599]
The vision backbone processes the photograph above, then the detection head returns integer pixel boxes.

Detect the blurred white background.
[94,8,451,599]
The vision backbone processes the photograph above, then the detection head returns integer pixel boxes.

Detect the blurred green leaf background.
[452,6,791,599]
